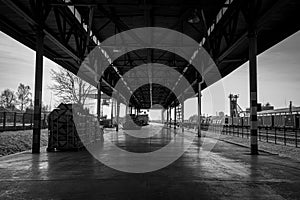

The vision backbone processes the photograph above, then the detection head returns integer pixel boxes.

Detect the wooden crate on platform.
[47,103,102,152]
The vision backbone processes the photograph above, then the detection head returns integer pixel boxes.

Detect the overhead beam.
[85,6,94,55]
[80,64,128,104]
[45,29,81,62]
[50,2,230,9]
[217,32,248,62]
[214,0,288,65]
[220,58,245,63]
[155,8,194,44]
[1,0,82,62]
[199,9,213,57]
[113,25,142,107]
[97,5,146,46]
[1,0,37,25]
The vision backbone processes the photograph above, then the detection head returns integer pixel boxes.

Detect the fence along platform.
[0,111,47,132]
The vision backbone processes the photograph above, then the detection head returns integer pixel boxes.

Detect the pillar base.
[250,145,259,155]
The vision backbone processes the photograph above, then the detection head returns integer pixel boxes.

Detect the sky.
[0,30,300,120]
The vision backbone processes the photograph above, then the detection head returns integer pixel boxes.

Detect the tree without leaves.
[0,89,16,110]
[49,68,93,106]
[16,83,32,112]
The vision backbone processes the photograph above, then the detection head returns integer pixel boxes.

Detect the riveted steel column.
[249,28,258,155]
[32,28,44,154]
[198,82,202,137]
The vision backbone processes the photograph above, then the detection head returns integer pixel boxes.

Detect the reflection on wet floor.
[108,124,187,153]
[0,123,300,199]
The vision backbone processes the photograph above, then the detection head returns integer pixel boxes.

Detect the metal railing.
[164,120,299,148]
[123,120,300,148]
[210,124,299,148]
[0,112,48,132]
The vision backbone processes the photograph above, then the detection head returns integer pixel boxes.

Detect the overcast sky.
[0,30,299,119]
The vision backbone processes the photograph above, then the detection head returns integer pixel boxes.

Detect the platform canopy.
[0,0,299,109]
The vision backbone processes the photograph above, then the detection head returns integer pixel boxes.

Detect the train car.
[242,117,250,126]
[262,115,273,127]
[228,117,232,125]
[258,116,263,126]
[223,112,299,129]
[232,117,242,126]
[284,114,295,128]
[239,117,243,126]
[274,114,285,127]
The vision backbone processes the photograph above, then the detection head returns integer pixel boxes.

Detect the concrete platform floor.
[0,124,300,200]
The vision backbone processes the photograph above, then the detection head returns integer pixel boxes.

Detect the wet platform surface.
[1,124,300,200]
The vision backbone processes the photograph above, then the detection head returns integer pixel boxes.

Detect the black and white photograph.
[0,0,300,199]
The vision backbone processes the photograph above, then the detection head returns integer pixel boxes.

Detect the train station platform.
[0,124,300,200]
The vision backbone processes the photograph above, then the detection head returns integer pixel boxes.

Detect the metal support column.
[116,100,120,131]
[248,23,259,155]
[174,105,177,129]
[181,102,185,132]
[97,81,101,122]
[111,99,114,127]
[166,107,169,126]
[169,108,172,128]
[198,82,202,137]
[32,28,44,154]
[248,29,258,155]
[247,0,259,155]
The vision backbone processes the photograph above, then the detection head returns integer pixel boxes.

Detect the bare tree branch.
[49,68,94,107]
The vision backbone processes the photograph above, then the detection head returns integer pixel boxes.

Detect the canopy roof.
[0,0,299,108]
